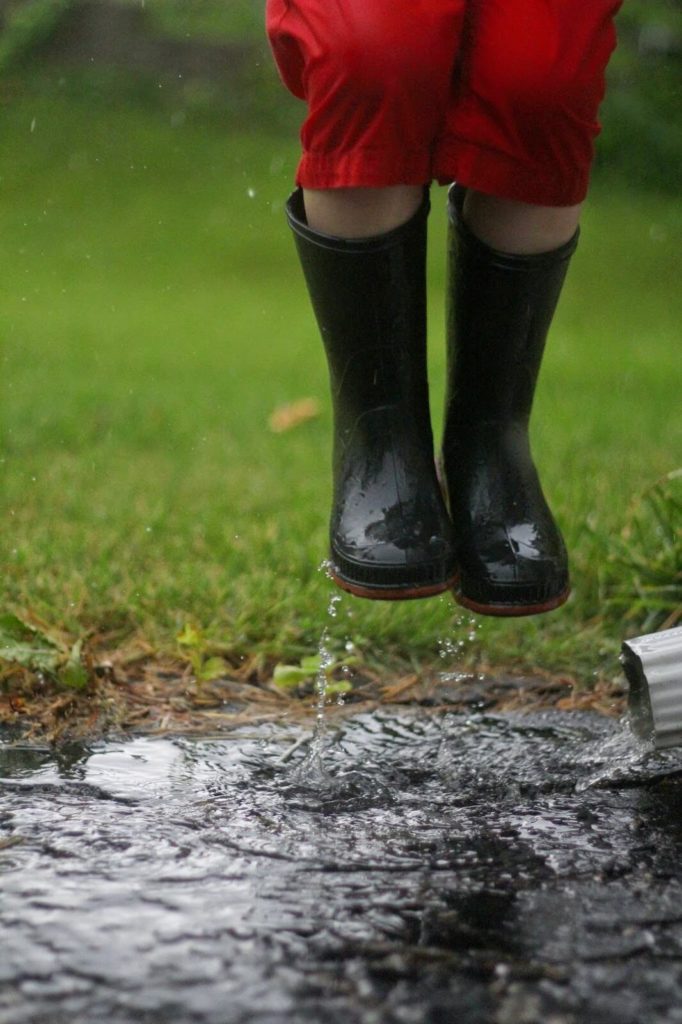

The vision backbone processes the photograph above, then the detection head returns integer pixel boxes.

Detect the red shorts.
[266,0,622,205]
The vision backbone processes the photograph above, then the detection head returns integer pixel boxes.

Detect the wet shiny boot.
[441,185,579,616]
[286,188,457,600]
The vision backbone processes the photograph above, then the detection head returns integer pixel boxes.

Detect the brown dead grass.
[0,642,626,745]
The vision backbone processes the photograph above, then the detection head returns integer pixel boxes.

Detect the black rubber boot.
[286,188,457,600]
[441,185,579,617]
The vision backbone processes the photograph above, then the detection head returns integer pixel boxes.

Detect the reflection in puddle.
[3,710,682,1023]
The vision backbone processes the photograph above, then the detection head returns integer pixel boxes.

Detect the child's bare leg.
[463,192,582,255]
[303,186,423,238]
[303,186,580,251]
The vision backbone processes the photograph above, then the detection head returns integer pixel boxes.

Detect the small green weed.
[176,624,226,683]
[0,612,88,689]
[273,651,359,696]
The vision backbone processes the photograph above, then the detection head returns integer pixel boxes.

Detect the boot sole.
[331,569,459,602]
[454,585,570,618]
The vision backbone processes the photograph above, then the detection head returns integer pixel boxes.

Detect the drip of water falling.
[312,627,333,754]
[437,615,481,683]
[294,590,341,783]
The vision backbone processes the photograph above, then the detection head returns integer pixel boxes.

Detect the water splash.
[318,558,335,580]
[6,710,682,1023]
[575,716,655,791]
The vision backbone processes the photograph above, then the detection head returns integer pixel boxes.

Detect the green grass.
[1,80,680,686]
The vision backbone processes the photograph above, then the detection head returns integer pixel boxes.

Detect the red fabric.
[266,0,622,205]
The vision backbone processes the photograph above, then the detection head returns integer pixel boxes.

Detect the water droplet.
[319,560,334,580]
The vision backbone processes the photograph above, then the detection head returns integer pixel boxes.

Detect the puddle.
[3,710,682,1023]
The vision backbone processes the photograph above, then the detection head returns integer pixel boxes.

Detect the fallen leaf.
[268,397,320,433]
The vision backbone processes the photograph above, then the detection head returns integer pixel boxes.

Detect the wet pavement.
[3,709,682,1023]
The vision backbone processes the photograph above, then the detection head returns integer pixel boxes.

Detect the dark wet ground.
[4,709,682,1024]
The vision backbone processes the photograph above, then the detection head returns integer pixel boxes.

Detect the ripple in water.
[4,709,682,1024]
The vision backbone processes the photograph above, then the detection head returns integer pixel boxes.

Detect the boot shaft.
[444,188,578,435]
[286,188,432,443]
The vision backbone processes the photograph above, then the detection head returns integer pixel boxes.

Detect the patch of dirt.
[0,645,627,744]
